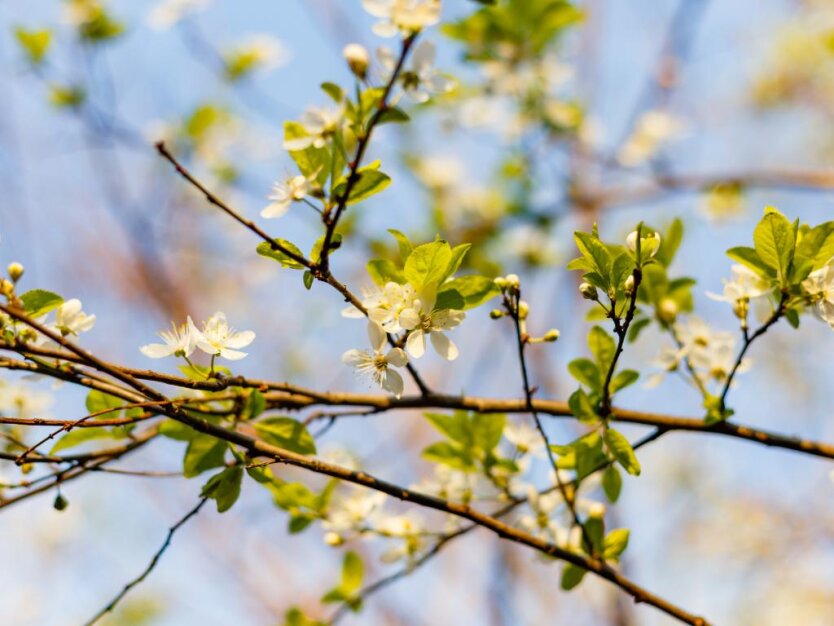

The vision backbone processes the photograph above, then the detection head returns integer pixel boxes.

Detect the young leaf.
[602,465,622,503]
[19,289,63,318]
[333,168,391,204]
[604,429,641,476]
[254,417,317,455]
[567,358,601,391]
[367,259,406,286]
[85,390,124,416]
[256,239,307,270]
[753,209,795,282]
[201,466,243,513]
[609,370,639,394]
[603,528,630,561]
[588,326,616,371]
[439,276,499,309]
[388,229,413,261]
[50,427,117,454]
[183,435,228,478]
[403,241,452,288]
[561,563,587,590]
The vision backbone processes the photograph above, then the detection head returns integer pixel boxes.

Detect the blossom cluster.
[140,312,255,361]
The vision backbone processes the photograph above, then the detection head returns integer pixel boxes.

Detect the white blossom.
[503,421,544,456]
[52,299,96,337]
[140,317,202,359]
[707,265,772,305]
[399,288,464,360]
[363,0,441,37]
[322,490,387,538]
[802,259,834,328]
[262,175,310,219]
[378,40,455,103]
[196,312,256,361]
[283,104,345,151]
[377,512,428,564]
[626,229,661,257]
[342,322,409,397]
[0,382,53,418]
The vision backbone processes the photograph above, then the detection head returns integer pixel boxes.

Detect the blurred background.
[1,0,834,624]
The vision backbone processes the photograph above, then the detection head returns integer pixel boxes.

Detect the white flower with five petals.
[802,259,834,328]
[342,322,409,397]
[283,104,345,151]
[262,175,310,219]
[196,312,255,361]
[707,264,772,305]
[399,289,464,360]
[363,0,441,37]
[140,317,202,359]
[53,299,96,336]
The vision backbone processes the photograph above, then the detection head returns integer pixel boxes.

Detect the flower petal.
[383,368,404,397]
[406,329,426,358]
[430,331,458,360]
[385,347,408,367]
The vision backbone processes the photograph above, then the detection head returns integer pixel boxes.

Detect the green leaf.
[603,528,630,561]
[793,221,834,279]
[574,232,612,287]
[50,427,117,454]
[403,241,453,288]
[655,218,684,268]
[201,466,243,513]
[183,435,228,478]
[367,259,406,286]
[610,370,639,394]
[159,419,197,441]
[604,429,641,476]
[334,168,391,205]
[388,229,413,261]
[561,563,587,590]
[439,276,499,309]
[471,413,506,453]
[434,288,466,311]
[441,243,471,282]
[567,388,599,424]
[320,82,344,102]
[726,246,774,279]
[19,289,63,318]
[424,412,469,444]
[243,390,266,421]
[627,317,651,343]
[421,441,475,471]
[85,390,124,416]
[283,121,329,179]
[567,358,601,391]
[254,417,317,455]
[256,239,307,270]
[376,107,410,125]
[588,326,616,371]
[602,465,622,503]
[303,270,314,290]
[341,551,363,595]
[753,208,795,282]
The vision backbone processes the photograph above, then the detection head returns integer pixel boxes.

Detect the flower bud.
[579,282,598,301]
[324,532,344,546]
[543,328,560,342]
[7,262,24,282]
[53,493,69,511]
[517,300,529,319]
[489,309,505,319]
[626,229,661,258]
[657,297,679,324]
[623,274,635,295]
[505,274,520,289]
[588,502,606,519]
[493,277,507,290]
[343,43,370,79]
[0,279,13,298]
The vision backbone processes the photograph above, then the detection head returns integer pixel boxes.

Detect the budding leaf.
[602,528,630,561]
[561,563,587,590]
[604,429,641,476]
[254,417,317,455]
[19,289,63,318]
[256,239,306,270]
[602,465,622,503]
[201,465,243,513]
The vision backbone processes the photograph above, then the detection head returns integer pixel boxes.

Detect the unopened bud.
[324,532,344,546]
[579,282,598,301]
[493,277,508,290]
[343,43,370,79]
[7,262,24,282]
[543,328,560,342]
[53,493,69,511]
[588,502,606,519]
[626,229,661,258]
[517,300,529,319]
[657,297,678,324]
[505,274,520,289]
[0,279,13,298]
[623,274,635,295]
[489,309,505,319]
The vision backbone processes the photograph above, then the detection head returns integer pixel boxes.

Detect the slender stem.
[83,498,209,626]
